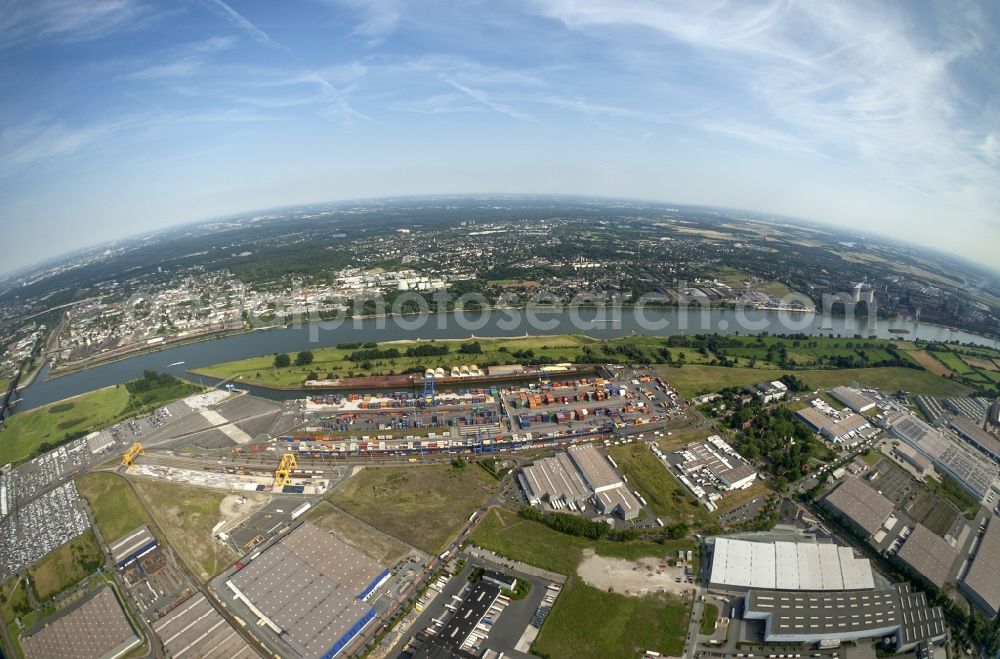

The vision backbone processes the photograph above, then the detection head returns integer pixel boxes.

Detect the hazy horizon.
[2,1,998,273]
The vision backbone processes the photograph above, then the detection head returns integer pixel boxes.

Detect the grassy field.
[0,386,129,465]
[192,335,600,387]
[76,472,150,543]
[531,577,688,659]
[470,507,692,576]
[700,602,720,635]
[656,364,973,398]
[131,479,235,582]
[608,443,717,530]
[27,531,103,601]
[906,349,956,377]
[305,501,412,565]
[328,463,496,554]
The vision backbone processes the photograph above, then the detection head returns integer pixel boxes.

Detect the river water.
[13,307,999,412]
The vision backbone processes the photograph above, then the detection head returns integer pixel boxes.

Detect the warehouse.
[152,592,258,659]
[891,442,933,480]
[226,522,389,658]
[109,524,158,568]
[830,386,877,413]
[990,400,1000,428]
[823,477,894,537]
[709,537,874,591]
[678,436,758,492]
[796,405,873,445]
[743,583,947,650]
[895,524,958,589]
[960,520,1000,619]
[21,587,139,659]
[888,411,999,503]
[519,444,642,519]
[948,416,1000,464]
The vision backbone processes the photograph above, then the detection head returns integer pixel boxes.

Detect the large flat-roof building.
[960,520,1000,619]
[226,522,389,658]
[823,477,894,537]
[831,386,877,413]
[888,412,999,504]
[152,592,259,659]
[948,416,1000,464]
[678,436,757,492]
[519,444,642,519]
[21,587,139,659]
[109,525,158,568]
[895,524,958,589]
[796,404,873,446]
[709,537,874,592]
[744,583,947,651]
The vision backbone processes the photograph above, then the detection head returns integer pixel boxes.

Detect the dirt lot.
[960,354,1000,372]
[218,492,270,532]
[576,549,694,597]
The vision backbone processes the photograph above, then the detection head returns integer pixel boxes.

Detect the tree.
[273,353,291,368]
[306,370,318,381]
[295,350,314,366]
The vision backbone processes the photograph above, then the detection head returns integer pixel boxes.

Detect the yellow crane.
[274,453,297,488]
[122,442,144,467]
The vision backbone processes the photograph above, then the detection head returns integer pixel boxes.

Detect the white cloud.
[193,0,286,50]
[0,0,159,49]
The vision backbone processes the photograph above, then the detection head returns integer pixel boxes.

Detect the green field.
[656,364,973,398]
[470,507,692,575]
[328,463,496,554]
[131,479,235,582]
[76,472,150,543]
[0,386,129,465]
[930,350,975,375]
[532,577,688,659]
[27,531,104,601]
[700,602,720,635]
[608,443,717,531]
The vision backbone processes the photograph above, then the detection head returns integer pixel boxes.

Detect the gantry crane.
[122,442,144,467]
[274,453,298,488]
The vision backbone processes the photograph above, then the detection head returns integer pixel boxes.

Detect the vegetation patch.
[700,602,720,635]
[28,531,103,602]
[76,472,150,543]
[132,479,235,582]
[531,577,688,659]
[328,463,496,554]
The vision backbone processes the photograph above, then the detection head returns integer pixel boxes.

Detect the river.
[13,307,999,412]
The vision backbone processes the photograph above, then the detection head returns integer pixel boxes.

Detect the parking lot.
[0,481,91,579]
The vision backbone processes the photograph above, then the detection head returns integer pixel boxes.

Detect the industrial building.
[796,403,874,446]
[948,416,1000,464]
[21,587,140,659]
[830,386,877,413]
[152,592,259,659]
[891,442,933,480]
[895,524,958,589]
[743,583,947,650]
[823,477,894,537]
[990,400,1000,429]
[108,525,158,568]
[677,436,757,492]
[519,444,642,519]
[960,520,1000,619]
[226,522,390,658]
[755,380,788,403]
[708,537,874,591]
[887,412,999,504]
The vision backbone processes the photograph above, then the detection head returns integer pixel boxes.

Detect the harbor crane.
[122,442,144,467]
[274,453,298,488]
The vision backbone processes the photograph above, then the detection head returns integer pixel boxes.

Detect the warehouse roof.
[710,538,874,591]
[567,444,622,491]
[745,583,946,646]
[109,525,157,565]
[831,387,877,412]
[961,520,1000,616]
[824,477,893,536]
[522,453,591,503]
[797,407,833,432]
[152,592,258,659]
[21,587,138,659]
[227,522,385,659]
[949,416,1000,460]
[896,524,958,589]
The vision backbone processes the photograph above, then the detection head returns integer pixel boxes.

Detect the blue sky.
[1,0,998,273]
